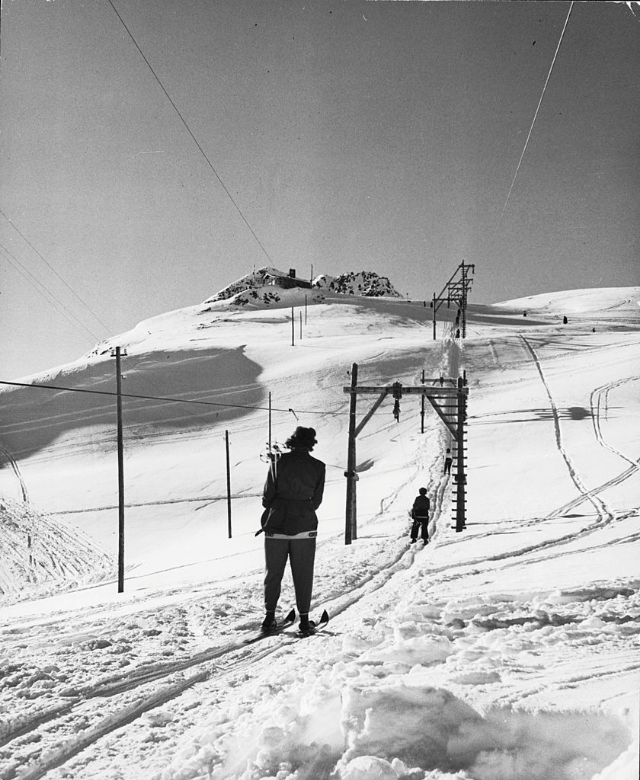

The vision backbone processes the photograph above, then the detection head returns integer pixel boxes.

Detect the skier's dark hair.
[286,426,317,451]
[419,487,427,495]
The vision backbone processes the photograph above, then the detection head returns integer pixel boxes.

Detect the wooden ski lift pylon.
[343,363,469,544]
[430,260,475,340]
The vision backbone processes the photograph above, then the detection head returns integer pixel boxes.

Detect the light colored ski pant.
[264,537,316,615]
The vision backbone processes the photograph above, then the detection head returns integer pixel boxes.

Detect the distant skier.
[410,488,430,544]
[563,316,568,324]
[444,448,453,475]
[260,426,325,634]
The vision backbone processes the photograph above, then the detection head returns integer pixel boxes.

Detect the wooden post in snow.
[112,346,126,593]
[345,363,358,544]
[225,430,232,538]
[432,293,437,340]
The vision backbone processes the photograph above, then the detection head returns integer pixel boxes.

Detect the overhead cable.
[0,378,346,418]
[0,242,105,343]
[106,0,275,266]
[490,1,574,246]
[0,208,113,337]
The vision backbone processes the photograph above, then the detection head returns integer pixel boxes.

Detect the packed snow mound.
[493,287,640,318]
[314,271,402,298]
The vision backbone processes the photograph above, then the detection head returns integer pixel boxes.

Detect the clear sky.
[1,0,639,380]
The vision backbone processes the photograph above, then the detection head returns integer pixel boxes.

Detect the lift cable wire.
[0,378,346,418]
[0,209,113,338]
[490,1,574,248]
[106,0,275,266]
[0,241,106,343]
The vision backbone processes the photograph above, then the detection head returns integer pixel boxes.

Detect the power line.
[490,1,574,247]
[0,241,105,343]
[106,0,275,267]
[0,208,113,337]
[0,378,346,418]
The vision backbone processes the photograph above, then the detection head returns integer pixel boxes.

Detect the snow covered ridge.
[203,266,401,307]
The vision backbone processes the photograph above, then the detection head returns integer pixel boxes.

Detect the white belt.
[265,531,317,540]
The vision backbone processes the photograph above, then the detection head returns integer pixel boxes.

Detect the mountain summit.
[204,267,401,308]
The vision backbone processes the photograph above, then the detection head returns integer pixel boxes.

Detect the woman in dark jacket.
[261,427,325,633]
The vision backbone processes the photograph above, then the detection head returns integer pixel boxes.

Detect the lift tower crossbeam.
[343,366,469,544]
[431,261,475,339]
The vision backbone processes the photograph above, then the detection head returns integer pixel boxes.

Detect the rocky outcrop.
[313,271,401,298]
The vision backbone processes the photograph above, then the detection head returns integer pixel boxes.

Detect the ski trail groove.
[520,336,612,524]
[0,522,433,778]
[1,634,298,779]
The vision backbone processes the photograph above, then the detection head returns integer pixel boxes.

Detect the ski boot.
[261,611,277,633]
[298,614,317,635]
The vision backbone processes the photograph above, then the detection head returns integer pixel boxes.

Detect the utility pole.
[225,430,232,538]
[111,346,127,593]
[432,293,437,340]
[344,363,358,544]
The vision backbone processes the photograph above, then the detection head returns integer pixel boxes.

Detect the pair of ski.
[244,608,329,645]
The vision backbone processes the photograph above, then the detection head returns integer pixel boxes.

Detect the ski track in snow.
[2,497,637,780]
[0,532,429,779]
[521,337,614,525]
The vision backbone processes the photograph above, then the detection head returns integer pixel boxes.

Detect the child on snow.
[410,488,430,544]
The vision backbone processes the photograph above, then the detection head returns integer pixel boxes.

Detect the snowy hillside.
[0,285,639,780]
[494,286,640,317]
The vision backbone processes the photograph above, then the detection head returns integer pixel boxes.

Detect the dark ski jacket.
[411,494,430,520]
[261,449,326,535]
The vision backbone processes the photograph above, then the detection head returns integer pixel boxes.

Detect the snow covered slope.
[0,286,638,780]
[495,286,640,313]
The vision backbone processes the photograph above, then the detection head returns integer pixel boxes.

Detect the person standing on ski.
[260,426,325,634]
[444,448,453,475]
[410,487,430,544]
